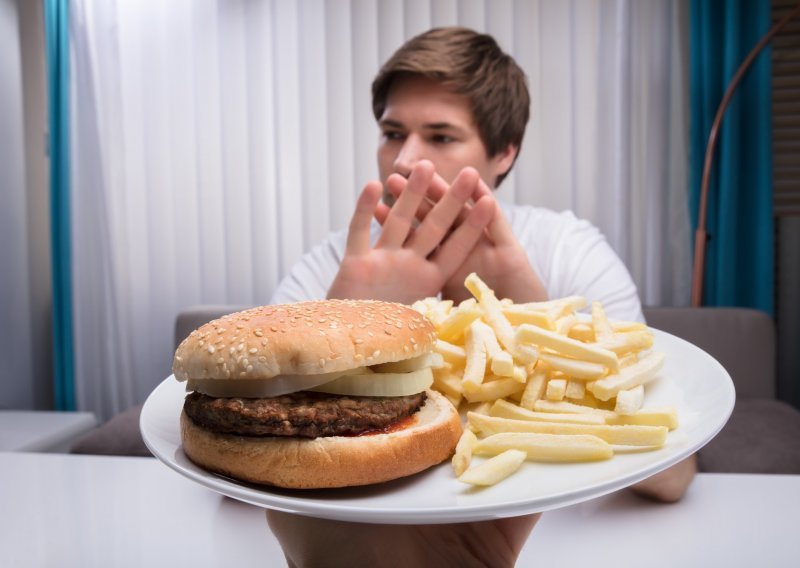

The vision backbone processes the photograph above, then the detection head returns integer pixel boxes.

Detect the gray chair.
[643,307,800,473]
[72,305,800,474]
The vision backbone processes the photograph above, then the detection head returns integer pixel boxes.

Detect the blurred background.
[1,0,796,423]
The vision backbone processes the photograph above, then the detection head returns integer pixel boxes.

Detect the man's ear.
[493,144,519,178]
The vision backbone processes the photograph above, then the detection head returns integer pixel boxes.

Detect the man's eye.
[432,134,454,144]
[383,131,404,141]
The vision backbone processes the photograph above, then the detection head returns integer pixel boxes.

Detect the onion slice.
[370,353,443,373]
[186,367,371,398]
[309,368,433,397]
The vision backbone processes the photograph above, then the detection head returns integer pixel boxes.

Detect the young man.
[270,27,643,324]
[267,27,696,566]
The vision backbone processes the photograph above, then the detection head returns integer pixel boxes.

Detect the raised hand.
[327,161,494,304]
[379,169,548,304]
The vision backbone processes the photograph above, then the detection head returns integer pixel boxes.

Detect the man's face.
[377,75,515,192]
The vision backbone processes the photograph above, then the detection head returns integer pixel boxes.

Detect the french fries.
[411,273,677,488]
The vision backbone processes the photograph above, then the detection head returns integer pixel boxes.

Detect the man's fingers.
[346,181,383,255]
[430,195,495,276]
[406,167,482,257]
[377,161,434,249]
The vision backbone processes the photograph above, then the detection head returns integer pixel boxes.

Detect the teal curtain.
[689,0,774,314]
[44,0,75,410]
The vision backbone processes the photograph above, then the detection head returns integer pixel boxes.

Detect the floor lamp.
[691,2,800,306]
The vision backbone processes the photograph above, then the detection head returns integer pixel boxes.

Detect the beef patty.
[183,390,427,438]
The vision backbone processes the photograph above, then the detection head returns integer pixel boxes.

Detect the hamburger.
[172,299,462,489]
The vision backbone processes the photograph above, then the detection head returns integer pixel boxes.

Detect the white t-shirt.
[270,202,644,323]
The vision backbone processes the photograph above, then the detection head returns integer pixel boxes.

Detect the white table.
[0,452,796,567]
[0,411,97,452]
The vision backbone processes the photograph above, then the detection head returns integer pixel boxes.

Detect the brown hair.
[372,27,530,186]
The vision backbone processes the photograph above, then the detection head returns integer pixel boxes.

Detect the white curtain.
[70,0,690,421]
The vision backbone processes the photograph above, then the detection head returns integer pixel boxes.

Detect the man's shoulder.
[500,202,592,234]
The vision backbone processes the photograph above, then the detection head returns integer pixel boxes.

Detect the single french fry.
[452,429,478,477]
[501,305,555,330]
[468,413,668,447]
[565,379,586,400]
[587,351,665,401]
[533,399,618,420]
[596,330,654,356]
[474,432,612,462]
[462,321,489,393]
[611,321,648,332]
[435,339,466,368]
[436,303,482,343]
[592,300,614,342]
[519,365,548,410]
[606,407,679,430]
[515,324,619,372]
[546,378,567,401]
[490,350,515,377]
[490,399,606,425]
[458,449,527,485]
[462,377,525,403]
[567,322,595,343]
[615,384,645,415]
[537,352,607,380]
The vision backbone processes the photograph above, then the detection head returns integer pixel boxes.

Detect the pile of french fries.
[412,273,677,487]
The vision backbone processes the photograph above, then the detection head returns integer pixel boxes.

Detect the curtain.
[689,0,774,314]
[70,0,690,421]
[45,0,75,410]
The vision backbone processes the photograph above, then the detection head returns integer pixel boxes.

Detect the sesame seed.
[249,347,257,354]
[216,357,224,364]
[254,330,263,337]
[237,343,244,351]
[319,358,326,367]
[354,339,364,344]
[246,365,253,372]
[207,345,216,354]
[372,350,381,358]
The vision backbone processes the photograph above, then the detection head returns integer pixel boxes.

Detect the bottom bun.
[180,389,463,489]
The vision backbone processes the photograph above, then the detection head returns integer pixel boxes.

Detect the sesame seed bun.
[174,300,462,489]
[173,300,438,381]
[180,389,462,489]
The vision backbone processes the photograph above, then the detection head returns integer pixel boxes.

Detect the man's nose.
[393,136,423,178]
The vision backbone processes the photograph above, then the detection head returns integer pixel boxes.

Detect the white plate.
[141,328,734,524]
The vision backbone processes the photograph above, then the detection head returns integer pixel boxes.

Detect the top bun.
[173,300,436,381]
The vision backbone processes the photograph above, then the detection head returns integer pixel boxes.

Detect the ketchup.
[352,415,417,437]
